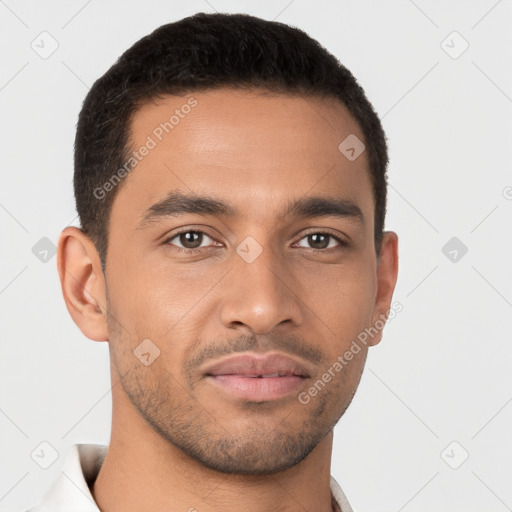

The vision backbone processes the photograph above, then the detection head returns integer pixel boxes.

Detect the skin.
[58,88,398,512]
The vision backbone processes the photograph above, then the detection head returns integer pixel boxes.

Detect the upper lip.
[203,353,311,378]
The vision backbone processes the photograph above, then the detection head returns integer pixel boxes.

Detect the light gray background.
[1,1,511,511]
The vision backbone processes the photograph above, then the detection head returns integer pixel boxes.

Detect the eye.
[164,229,218,250]
[295,231,346,250]
[162,228,347,254]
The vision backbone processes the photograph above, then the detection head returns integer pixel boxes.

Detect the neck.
[91,380,337,512]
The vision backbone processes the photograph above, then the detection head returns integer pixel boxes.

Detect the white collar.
[27,444,354,512]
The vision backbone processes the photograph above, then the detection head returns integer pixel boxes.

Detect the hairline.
[97,86,380,272]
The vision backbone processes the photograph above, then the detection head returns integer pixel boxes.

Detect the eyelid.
[294,228,349,247]
[162,226,349,251]
[162,226,221,247]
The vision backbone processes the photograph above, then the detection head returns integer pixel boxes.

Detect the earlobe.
[368,231,399,346]
[57,226,109,342]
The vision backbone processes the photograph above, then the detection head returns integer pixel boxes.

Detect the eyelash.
[162,228,348,254]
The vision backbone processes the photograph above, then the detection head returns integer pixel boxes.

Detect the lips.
[203,353,310,401]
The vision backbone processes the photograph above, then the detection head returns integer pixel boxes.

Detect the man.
[29,12,398,512]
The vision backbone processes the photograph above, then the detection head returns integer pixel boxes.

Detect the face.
[98,88,396,475]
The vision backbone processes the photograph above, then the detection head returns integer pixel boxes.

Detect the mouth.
[203,353,311,401]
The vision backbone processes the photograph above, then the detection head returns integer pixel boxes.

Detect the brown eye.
[308,233,329,249]
[166,230,214,250]
[296,232,344,250]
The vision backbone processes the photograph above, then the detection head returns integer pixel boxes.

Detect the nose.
[220,242,304,334]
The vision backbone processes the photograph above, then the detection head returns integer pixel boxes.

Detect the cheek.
[139,259,226,326]
[106,258,227,370]
[107,251,192,328]
[298,257,377,331]
[298,269,376,384]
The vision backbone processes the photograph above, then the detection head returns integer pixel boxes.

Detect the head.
[59,13,398,475]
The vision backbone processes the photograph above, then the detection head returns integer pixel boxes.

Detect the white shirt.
[26,444,354,512]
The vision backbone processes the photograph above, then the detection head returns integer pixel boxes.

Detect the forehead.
[111,88,373,227]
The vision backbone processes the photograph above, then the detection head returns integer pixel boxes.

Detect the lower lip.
[207,375,306,401]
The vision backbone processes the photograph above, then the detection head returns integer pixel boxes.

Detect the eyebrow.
[137,191,364,229]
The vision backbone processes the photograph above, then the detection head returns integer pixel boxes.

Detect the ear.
[57,226,109,341]
[368,231,399,346]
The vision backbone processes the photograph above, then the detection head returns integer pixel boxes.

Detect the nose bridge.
[220,236,302,333]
